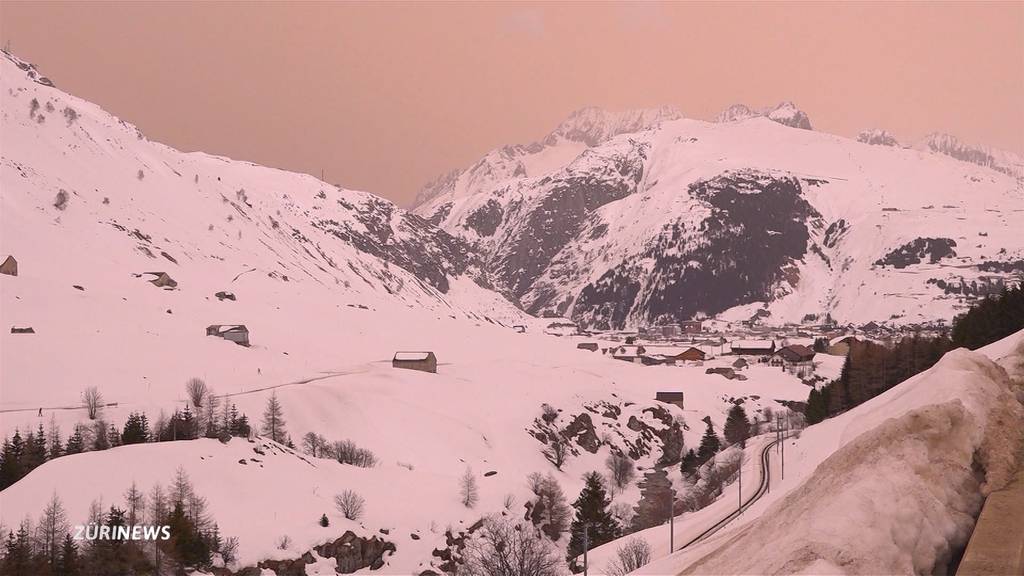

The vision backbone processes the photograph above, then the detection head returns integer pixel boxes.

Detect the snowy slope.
[414,104,1024,329]
[0,53,818,573]
[606,330,1024,576]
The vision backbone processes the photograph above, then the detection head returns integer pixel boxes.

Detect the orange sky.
[1,1,1022,205]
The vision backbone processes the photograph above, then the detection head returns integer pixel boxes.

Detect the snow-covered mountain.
[414,103,1024,330]
[916,132,1024,180]
[0,51,816,573]
[0,51,524,324]
[714,101,813,130]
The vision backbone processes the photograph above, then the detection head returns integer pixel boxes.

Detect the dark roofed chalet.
[774,344,816,364]
[206,324,250,346]
[655,392,684,409]
[393,351,437,373]
[730,340,776,355]
[673,347,706,362]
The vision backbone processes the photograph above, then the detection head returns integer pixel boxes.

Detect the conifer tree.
[56,533,80,576]
[805,388,828,424]
[723,405,751,448]
[2,522,35,576]
[65,426,85,455]
[47,415,63,459]
[26,423,48,469]
[0,430,26,489]
[460,467,479,508]
[164,501,211,570]
[697,421,720,464]
[107,423,123,448]
[567,471,620,563]
[92,420,110,451]
[122,413,151,445]
[261,392,287,443]
[38,491,69,568]
[679,449,699,478]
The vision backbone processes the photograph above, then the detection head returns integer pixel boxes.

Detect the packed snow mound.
[642,332,1024,575]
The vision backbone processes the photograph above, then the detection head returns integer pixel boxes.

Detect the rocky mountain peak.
[858,129,900,147]
[545,105,683,147]
[715,101,813,130]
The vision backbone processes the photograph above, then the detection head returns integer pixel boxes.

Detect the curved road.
[679,437,779,550]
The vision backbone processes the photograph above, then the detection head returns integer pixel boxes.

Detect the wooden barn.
[0,255,17,277]
[655,391,685,410]
[681,320,703,334]
[774,344,816,365]
[206,324,250,346]
[673,347,706,362]
[393,351,437,373]
[730,340,776,356]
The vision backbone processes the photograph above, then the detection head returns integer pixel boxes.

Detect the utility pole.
[738,451,743,514]
[780,413,785,481]
[583,523,589,576]
[669,487,675,553]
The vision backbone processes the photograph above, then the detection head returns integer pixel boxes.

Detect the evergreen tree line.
[950,285,1024,350]
[806,285,1024,424]
[0,468,237,576]
[0,400,253,490]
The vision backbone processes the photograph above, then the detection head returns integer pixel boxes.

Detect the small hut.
[513,325,527,333]
[144,272,177,289]
[392,351,437,374]
[655,392,685,410]
[0,255,17,276]
[206,324,250,346]
[577,342,599,352]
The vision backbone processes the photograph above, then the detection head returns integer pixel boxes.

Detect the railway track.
[679,437,779,550]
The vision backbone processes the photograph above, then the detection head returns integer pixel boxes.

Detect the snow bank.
[641,331,1024,575]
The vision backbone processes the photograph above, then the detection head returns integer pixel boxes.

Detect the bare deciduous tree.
[82,386,103,420]
[605,537,652,576]
[605,452,635,491]
[461,515,563,576]
[186,377,209,408]
[331,439,376,467]
[335,490,365,520]
[221,536,239,565]
[543,435,569,470]
[302,432,329,458]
